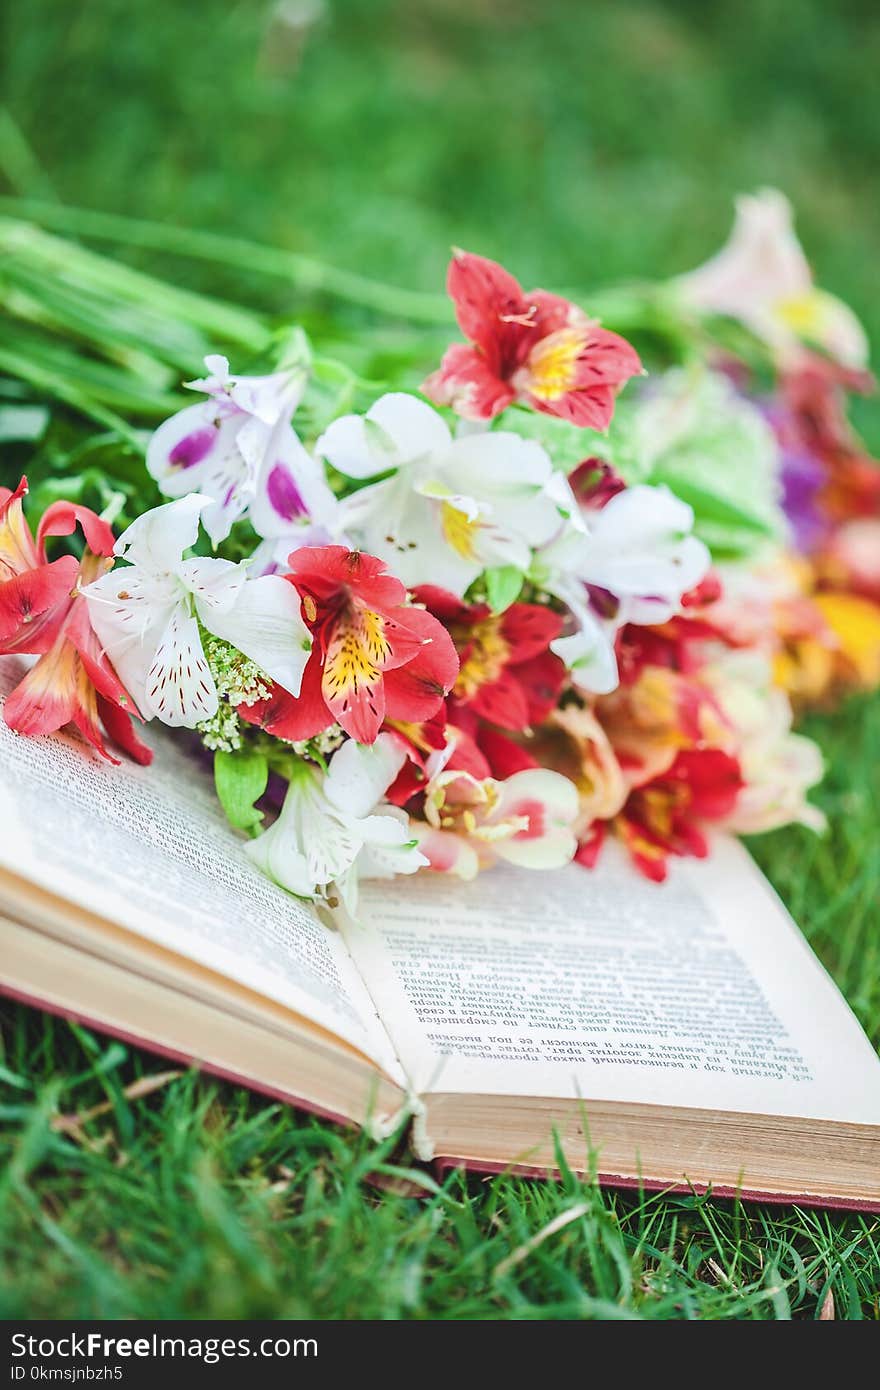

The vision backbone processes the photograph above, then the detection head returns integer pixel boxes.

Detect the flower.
[245,733,426,908]
[614,577,736,686]
[0,478,150,763]
[422,250,642,426]
[240,545,459,745]
[821,519,880,602]
[521,703,629,837]
[147,353,336,546]
[612,747,744,882]
[414,766,580,879]
[703,650,825,836]
[596,662,733,788]
[84,495,312,727]
[808,592,880,695]
[415,585,565,730]
[535,483,710,693]
[318,392,566,596]
[676,189,869,368]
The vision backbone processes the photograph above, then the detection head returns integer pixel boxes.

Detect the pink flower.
[0,479,151,764]
[423,251,642,427]
[414,766,579,879]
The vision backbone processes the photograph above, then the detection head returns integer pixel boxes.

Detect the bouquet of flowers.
[1,192,877,907]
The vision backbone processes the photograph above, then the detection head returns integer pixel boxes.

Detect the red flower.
[614,574,736,684]
[240,546,459,744]
[416,585,566,731]
[423,250,642,427]
[611,747,743,883]
[0,478,151,764]
[567,457,628,511]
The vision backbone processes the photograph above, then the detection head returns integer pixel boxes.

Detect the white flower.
[317,392,566,596]
[675,189,868,368]
[84,495,312,727]
[245,733,427,908]
[704,649,826,836]
[535,483,710,694]
[147,353,337,547]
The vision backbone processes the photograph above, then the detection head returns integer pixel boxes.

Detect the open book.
[1,659,878,1211]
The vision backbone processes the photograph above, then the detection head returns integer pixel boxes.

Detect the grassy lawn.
[1,0,878,1318]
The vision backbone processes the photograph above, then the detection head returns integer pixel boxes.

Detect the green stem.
[0,199,455,325]
[0,345,143,446]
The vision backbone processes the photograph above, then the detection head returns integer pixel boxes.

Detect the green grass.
[1,0,879,1319]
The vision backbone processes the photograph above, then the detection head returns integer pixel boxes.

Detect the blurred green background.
[3,0,878,362]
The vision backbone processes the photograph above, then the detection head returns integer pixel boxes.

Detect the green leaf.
[485,565,524,614]
[214,749,269,833]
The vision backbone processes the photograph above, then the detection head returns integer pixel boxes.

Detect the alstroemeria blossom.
[84,496,311,727]
[422,250,642,426]
[415,585,565,731]
[414,766,579,879]
[676,190,869,369]
[245,733,426,909]
[537,483,711,694]
[241,545,459,745]
[147,354,337,546]
[0,479,150,764]
[318,392,566,596]
[704,650,826,836]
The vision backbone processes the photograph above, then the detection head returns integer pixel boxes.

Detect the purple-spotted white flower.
[84,495,311,727]
[146,354,336,548]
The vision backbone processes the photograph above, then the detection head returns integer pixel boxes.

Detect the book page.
[345,838,880,1124]
[0,659,402,1080]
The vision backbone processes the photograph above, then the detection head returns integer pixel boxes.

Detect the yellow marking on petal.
[0,494,38,578]
[441,501,481,561]
[322,607,391,701]
[775,291,826,337]
[522,326,588,403]
[453,614,510,699]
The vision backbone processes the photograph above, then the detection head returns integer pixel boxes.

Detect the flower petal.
[321,607,388,743]
[95,693,153,766]
[141,605,218,727]
[239,654,332,742]
[250,424,338,540]
[422,343,517,421]
[551,609,619,696]
[113,495,208,573]
[0,555,79,649]
[411,824,480,879]
[323,732,407,818]
[3,640,80,738]
[318,392,452,478]
[37,501,116,559]
[203,574,312,698]
[0,477,40,578]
